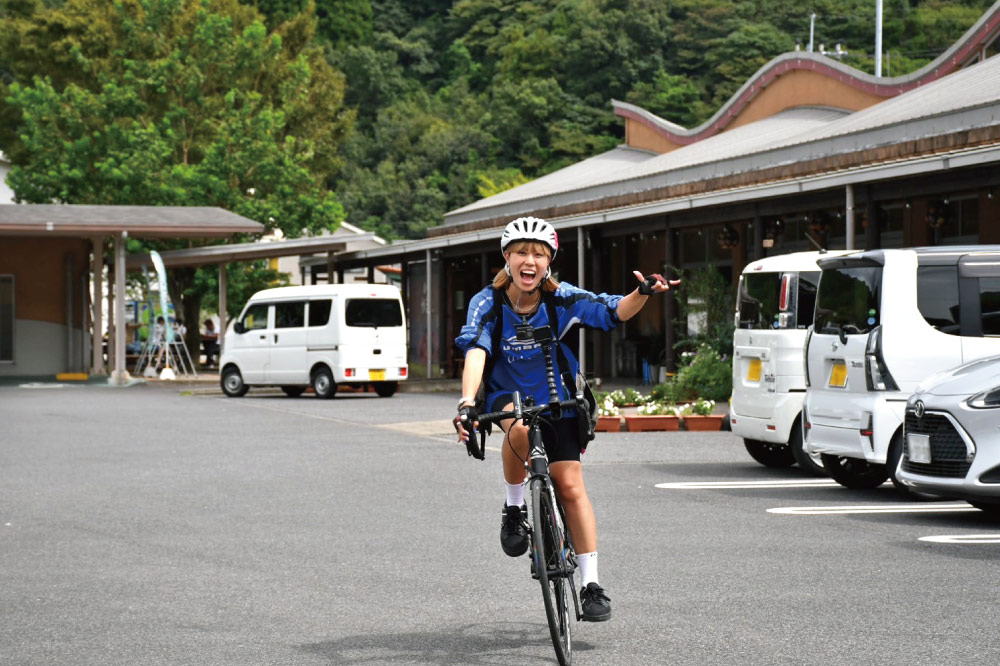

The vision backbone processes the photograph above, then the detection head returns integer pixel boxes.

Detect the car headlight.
[967,385,1000,409]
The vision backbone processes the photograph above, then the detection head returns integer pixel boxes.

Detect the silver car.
[896,356,1000,516]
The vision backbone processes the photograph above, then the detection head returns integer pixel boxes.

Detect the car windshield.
[814,265,881,335]
[345,298,403,328]
[737,273,780,329]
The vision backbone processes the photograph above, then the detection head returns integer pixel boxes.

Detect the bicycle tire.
[531,480,573,666]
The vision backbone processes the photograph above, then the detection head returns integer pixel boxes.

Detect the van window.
[309,300,332,327]
[241,303,270,331]
[981,277,1000,336]
[917,266,960,334]
[797,271,820,329]
[737,273,780,329]
[274,301,305,328]
[346,298,403,328]
[815,266,881,335]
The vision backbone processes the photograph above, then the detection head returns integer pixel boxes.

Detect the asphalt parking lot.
[2,384,999,665]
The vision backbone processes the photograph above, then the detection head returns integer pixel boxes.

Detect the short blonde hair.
[493,241,559,292]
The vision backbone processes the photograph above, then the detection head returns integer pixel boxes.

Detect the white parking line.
[655,479,840,490]
[919,534,1000,544]
[767,503,976,515]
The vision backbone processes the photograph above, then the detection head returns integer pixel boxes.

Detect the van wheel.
[281,386,306,398]
[886,432,940,500]
[221,367,248,398]
[374,381,398,398]
[789,421,825,476]
[744,439,795,468]
[820,454,888,489]
[312,368,337,399]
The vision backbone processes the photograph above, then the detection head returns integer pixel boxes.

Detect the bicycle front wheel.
[531,480,573,666]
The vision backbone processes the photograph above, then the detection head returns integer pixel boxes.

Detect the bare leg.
[549,461,596,554]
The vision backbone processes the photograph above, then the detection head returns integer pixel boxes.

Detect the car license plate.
[907,433,932,464]
[747,358,762,382]
[369,368,386,381]
[829,361,847,388]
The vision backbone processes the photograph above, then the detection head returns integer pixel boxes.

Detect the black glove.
[638,273,667,296]
[455,405,484,460]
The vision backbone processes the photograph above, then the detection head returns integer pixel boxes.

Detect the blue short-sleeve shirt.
[455,282,623,412]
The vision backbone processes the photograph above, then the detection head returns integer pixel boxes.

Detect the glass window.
[241,303,270,331]
[309,299,332,327]
[274,301,305,329]
[796,271,820,329]
[980,277,1000,336]
[815,266,881,335]
[917,266,960,334]
[345,298,403,328]
[737,273,780,330]
[0,275,12,362]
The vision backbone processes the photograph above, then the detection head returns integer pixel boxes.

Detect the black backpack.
[474,287,598,447]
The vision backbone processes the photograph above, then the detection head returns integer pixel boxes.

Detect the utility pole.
[808,13,816,52]
[875,0,883,77]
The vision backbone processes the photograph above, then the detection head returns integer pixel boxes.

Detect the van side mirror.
[233,321,245,334]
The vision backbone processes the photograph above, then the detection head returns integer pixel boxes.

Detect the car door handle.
[258,334,266,340]
[274,334,279,343]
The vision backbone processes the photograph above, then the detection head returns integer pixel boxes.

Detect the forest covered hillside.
[1,0,995,242]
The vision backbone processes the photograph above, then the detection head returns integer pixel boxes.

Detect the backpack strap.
[542,290,597,446]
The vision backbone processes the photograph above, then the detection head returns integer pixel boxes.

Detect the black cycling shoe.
[500,504,529,557]
[580,583,612,622]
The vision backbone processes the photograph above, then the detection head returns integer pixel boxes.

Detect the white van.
[731,250,852,473]
[803,246,1000,494]
[219,284,408,399]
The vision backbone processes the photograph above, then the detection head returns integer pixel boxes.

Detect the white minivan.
[731,250,851,474]
[803,246,1000,494]
[220,284,408,399]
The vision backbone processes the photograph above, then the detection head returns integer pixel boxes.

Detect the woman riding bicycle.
[454,216,676,622]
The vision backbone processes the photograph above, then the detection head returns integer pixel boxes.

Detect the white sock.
[505,481,525,508]
[578,551,599,587]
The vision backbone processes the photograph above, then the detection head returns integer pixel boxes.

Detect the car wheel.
[820,453,888,489]
[789,419,825,476]
[373,381,398,398]
[281,386,306,398]
[312,367,337,399]
[886,431,940,500]
[221,366,248,398]
[967,500,1000,519]
[744,438,796,468]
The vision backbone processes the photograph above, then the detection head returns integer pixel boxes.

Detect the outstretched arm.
[615,271,681,322]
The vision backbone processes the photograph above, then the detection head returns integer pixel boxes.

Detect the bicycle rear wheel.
[531,479,573,666]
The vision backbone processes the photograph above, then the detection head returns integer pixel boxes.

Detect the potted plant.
[623,401,681,432]
[596,394,622,432]
[680,398,725,431]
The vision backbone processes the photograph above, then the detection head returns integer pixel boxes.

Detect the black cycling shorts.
[491,394,582,463]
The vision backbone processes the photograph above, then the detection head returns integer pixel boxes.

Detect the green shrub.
[650,379,689,404]
[675,344,732,402]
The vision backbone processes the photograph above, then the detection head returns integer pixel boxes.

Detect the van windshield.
[815,265,881,335]
[346,298,403,328]
[737,273,780,329]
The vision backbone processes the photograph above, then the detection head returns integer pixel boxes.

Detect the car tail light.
[399,367,408,377]
[864,326,899,392]
[779,274,790,311]
[803,326,814,387]
[345,368,355,377]
[860,411,874,449]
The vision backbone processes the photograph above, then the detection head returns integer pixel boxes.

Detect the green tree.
[1,0,352,352]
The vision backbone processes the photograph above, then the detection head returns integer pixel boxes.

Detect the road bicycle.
[462,326,587,666]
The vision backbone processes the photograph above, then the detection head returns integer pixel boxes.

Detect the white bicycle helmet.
[500,216,559,259]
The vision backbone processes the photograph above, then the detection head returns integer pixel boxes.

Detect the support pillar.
[845,184,856,250]
[327,252,335,284]
[91,238,105,374]
[425,249,433,379]
[219,264,228,356]
[109,232,131,385]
